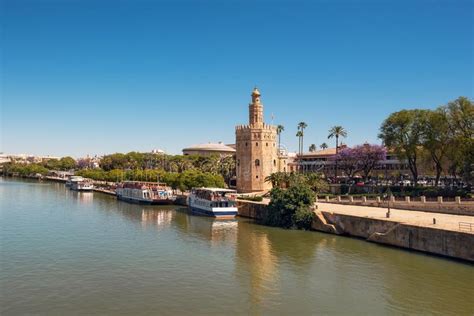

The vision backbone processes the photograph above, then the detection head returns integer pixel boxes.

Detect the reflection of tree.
[264,227,320,267]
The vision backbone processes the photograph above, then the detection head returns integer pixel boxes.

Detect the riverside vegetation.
[2,153,234,191]
[262,172,328,230]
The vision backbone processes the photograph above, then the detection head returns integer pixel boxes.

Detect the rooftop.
[183,142,236,153]
[299,148,337,157]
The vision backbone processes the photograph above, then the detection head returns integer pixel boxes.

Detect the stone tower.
[235,88,278,192]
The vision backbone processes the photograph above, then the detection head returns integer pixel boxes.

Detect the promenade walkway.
[316,202,474,233]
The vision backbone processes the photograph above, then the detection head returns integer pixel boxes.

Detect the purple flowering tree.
[353,144,386,181]
[334,147,361,178]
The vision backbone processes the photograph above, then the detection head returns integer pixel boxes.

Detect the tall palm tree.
[328,126,348,180]
[297,122,308,155]
[320,142,328,150]
[296,130,303,172]
[276,125,284,171]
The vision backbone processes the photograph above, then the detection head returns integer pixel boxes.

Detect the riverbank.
[237,200,474,262]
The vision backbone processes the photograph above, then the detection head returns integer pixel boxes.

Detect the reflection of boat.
[187,188,238,219]
[185,215,238,245]
[70,177,94,191]
[116,181,176,205]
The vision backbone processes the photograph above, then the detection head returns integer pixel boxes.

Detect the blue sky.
[1,0,473,157]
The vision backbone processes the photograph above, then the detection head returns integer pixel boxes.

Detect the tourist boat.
[115,181,176,205]
[187,188,238,219]
[65,175,84,187]
[70,178,94,192]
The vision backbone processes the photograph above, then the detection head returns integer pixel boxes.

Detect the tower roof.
[251,87,261,96]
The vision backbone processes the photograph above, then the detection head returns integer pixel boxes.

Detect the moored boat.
[66,175,84,187]
[70,178,94,191]
[187,188,238,219]
[115,181,176,205]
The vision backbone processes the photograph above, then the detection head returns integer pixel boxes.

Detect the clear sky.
[1,0,473,157]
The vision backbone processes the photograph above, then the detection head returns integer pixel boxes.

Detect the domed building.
[182,142,236,157]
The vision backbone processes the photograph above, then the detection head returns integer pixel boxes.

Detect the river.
[1,178,473,315]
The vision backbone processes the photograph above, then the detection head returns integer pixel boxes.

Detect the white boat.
[70,178,94,191]
[187,188,238,219]
[65,175,84,187]
[116,181,176,205]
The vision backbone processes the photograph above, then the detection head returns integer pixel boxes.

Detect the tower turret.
[249,87,264,127]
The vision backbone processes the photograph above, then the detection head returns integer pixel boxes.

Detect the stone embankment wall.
[313,211,474,262]
[237,200,268,220]
[237,200,474,262]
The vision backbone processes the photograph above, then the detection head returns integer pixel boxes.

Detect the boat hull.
[71,188,93,192]
[117,195,175,205]
[189,206,238,219]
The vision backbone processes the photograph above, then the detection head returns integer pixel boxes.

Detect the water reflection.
[171,209,239,246]
[69,191,94,204]
[235,221,280,311]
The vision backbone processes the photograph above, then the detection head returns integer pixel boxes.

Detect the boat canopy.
[193,187,237,193]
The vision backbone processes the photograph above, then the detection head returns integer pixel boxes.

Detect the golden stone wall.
[235,89,278,193]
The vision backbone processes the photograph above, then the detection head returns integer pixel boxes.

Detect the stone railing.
[316,195,474,216]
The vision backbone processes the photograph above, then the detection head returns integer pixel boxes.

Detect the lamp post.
[384,186,392,218]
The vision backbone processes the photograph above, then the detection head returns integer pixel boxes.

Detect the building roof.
[182,142,236,153]
[299,147,337,157]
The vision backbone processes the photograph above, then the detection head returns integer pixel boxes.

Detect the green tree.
[59,156,76,170]
[379,109,428,184]
[276,125,285,170]
[443,97,474,184]
[309,144,317,152]
[297,122,308,156]
[328,126,348,179]
[219,155,236,186]
[263,182,315,229]
[320,142,328,150]
[420,109,451,186]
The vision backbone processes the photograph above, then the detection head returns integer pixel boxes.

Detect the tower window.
[255,159,260,167]
[256,175,259,179]
[273,160,276,167]
[245,142,248,147]
[266,143,268,146]
[256,142,258,146]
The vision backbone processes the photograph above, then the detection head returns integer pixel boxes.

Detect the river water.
[1,178,473,315]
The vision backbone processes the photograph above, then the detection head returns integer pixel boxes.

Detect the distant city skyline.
[2,0,473,157]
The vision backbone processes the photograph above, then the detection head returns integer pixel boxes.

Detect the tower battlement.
[235,124,277,131]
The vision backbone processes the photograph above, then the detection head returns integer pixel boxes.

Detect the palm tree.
[328,126,348,180]
[296,131,303,172]
[320,142,328,150]
[309,144,317,152]
[276,125,284,171]
[297,122,308,155]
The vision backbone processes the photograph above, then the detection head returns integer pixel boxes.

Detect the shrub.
[262,183,315,230]
[237,196,263,202]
